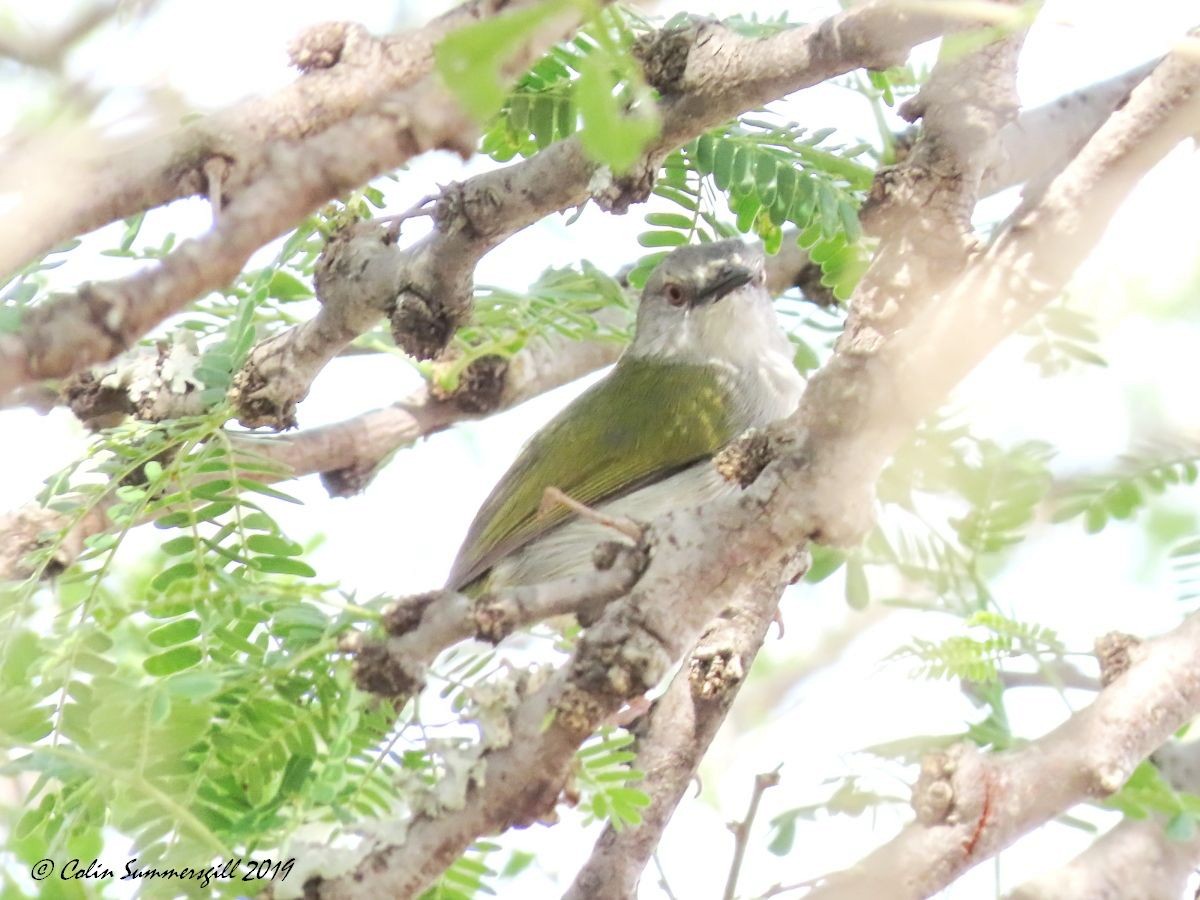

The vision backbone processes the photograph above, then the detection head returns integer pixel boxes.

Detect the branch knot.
[288,22,369,72]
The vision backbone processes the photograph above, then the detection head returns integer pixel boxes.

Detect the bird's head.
[628,239,776,365]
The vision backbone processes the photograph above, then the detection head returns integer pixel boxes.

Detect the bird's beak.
[693,263,754,306]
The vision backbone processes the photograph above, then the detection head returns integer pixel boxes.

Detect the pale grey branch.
[1005,819,1200,900]
[348,542,648,702]
[231,0,963,428]
[0,0,596,400]
[564,565,795,900]
[0,0,556,280]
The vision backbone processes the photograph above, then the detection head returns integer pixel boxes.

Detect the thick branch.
[794,48,1200,898]
[1003,732,1200,900]
[0,1,595,399]
[349,541,648,701]
[764,60,1155,306]
[981,59,1159,197]
[231,0,963,426]
[809,612,1200,900]
[564,565,794,900]
[1005,818,1200,900]
[842,0,1027,348]
[0,0,554,279]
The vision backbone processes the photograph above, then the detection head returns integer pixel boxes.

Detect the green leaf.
[1105,481,1141,520]
[575,52,659,172]
[1085,505,1108,534]
[143,645,203,677]
[1167,812,1196,841]
[164,671,224,699]
[838,197,862,243]
[732,146,755,195]
[1,631,43,687]
[694,134,716,172]
[767,813,797,856]
[151,562,198,592]
[713,139,736,191]
[817,180,840,238]
[240,480,303,504]
[845,559,869,609]
[638,230,688,248]
[252,557,317,578]
[267,270,313,301]
[771,164,797,225]
[792,337,820,373]
[500,851,535,878]
[754,152,777,203]
[147,618,202,648]
[806,546,846,583]
[531,95,558,148]
[644,212,694,229]
[120,211,146,251]
[160,536,197,556]
[436,0,578,121]
[246,534,303,556]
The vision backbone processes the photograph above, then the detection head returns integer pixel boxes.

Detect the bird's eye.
[664,284,686,307]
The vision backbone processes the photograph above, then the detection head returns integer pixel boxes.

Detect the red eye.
[665,284,686,307]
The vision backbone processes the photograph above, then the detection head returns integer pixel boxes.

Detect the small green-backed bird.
[446,239,805,594]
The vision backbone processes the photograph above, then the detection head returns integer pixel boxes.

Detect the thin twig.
[755,877,824,899]
[377,194,437,237]
[723,768,783,900]
[203,157,226,226]
[652,851,681,900]
[540,486,644,542]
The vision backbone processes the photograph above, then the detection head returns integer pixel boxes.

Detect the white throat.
[628,284,806,428]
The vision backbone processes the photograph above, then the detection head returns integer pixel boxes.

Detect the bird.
[445,238,806,595]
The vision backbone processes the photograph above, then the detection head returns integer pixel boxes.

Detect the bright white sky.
[2,1,1200,898]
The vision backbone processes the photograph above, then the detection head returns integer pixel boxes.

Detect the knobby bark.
[0,0,558,278]
[0,0,602,398]
[563,564,796,900]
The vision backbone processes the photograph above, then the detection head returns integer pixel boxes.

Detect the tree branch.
[563,565,795,900]
[229,0,964,427]
[981,58,1160,197]
[0,0,121,71]
[348,541,648,701]
[1005,819,1200,900]
[0,0,597,399]
[723,770,783,900]
[842,0,1027,348]
[0,0,557,280]
[809,610,1200,900]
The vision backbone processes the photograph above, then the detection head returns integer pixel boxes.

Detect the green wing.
[446,358,735,591]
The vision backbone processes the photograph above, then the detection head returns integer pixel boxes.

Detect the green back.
[447,358,736,591]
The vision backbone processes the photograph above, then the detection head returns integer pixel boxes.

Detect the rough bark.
[0,0,557,279]
[0,0,599,398]
[563,564,796,900]
[1005,818,1200,900]
[227,0,963,427]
